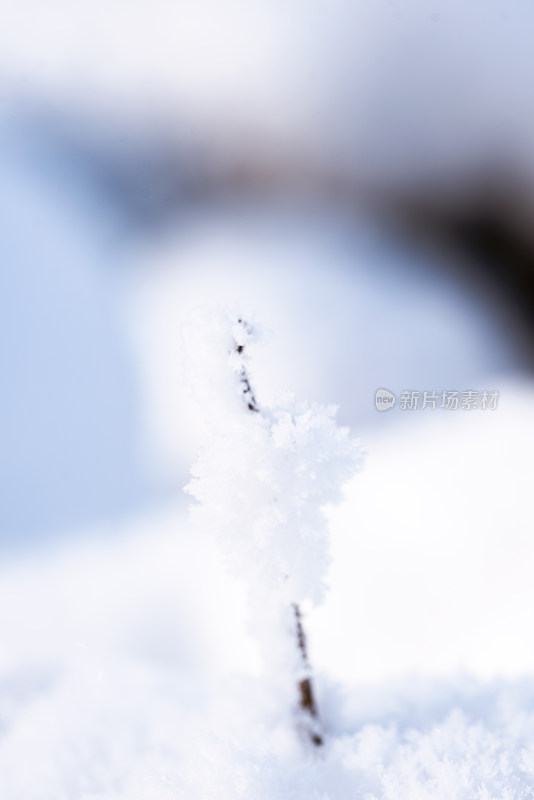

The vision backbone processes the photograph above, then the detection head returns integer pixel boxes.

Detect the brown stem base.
[293,603,323,747]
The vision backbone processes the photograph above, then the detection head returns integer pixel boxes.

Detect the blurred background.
[2,0,533,550]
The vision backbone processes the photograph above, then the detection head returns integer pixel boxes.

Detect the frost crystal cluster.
[185,314,363,606]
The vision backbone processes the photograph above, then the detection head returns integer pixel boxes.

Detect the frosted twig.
[232,318,324,748]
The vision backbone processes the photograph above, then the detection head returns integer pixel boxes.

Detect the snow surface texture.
[3,497,534,798]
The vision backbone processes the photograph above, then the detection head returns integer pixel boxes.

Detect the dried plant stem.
[293,603,323,747]
[233,319,323,748]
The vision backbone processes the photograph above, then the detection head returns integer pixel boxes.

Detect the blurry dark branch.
[12,104,534,363]
[375,175,534,370]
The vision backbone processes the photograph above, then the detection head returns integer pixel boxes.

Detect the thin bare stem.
[234,318,260,413]
[293,603,323,747]
[232,318,323,748]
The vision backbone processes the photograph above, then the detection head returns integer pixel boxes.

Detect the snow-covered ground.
[1,375,533,798]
